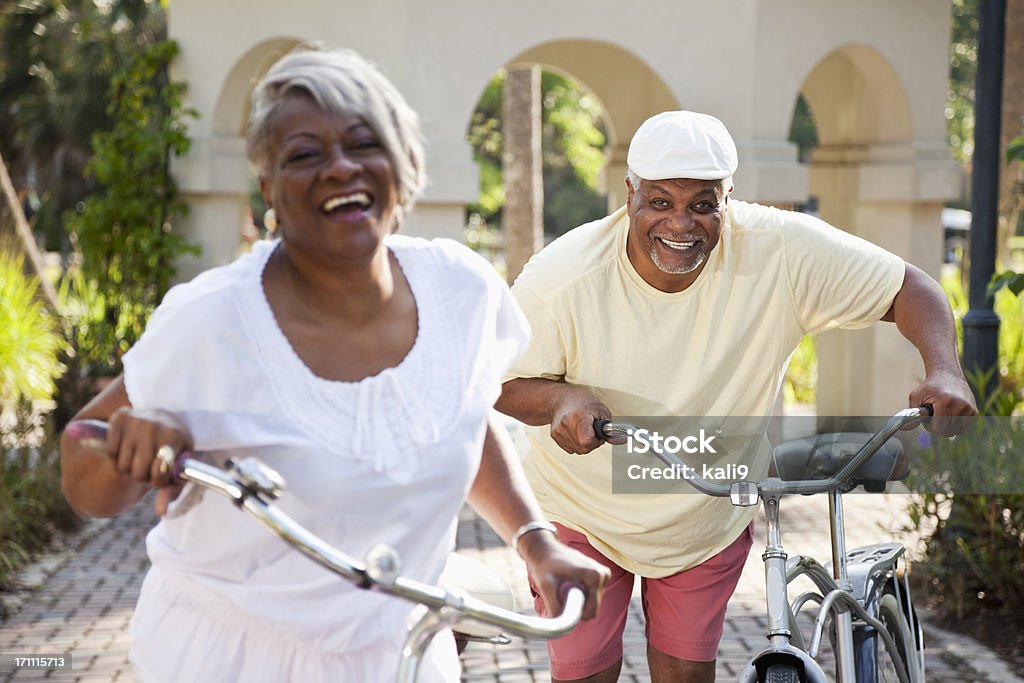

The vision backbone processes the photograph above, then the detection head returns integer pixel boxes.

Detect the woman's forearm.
[466,412,549,550]
[60,376,149,517]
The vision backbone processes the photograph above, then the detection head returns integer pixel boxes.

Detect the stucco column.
[605,144,629,211]
[175,195,251,281]
[810,144,961,416]
[402,138,477,243]
[732,140,809,205]
[172,134,252,280]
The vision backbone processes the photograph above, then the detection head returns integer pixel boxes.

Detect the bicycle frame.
[597,408,928,683]
[65,420,586,683]
[736,487,921,683]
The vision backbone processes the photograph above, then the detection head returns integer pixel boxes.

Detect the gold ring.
[156,445,175,476]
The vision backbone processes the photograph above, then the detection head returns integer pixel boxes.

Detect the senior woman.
[60,46,607,682]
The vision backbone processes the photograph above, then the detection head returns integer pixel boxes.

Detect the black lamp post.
[962,0,1007,393]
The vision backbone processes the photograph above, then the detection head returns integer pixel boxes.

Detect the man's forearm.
[884,263,978,423]
[885,263,963,376]
[496,377,581,426]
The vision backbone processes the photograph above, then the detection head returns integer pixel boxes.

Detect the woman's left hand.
[519,530,609,621]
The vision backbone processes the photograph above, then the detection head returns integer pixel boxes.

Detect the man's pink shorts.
[529,522,754,680]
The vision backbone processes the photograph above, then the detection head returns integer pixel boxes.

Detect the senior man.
[495,110,977,683]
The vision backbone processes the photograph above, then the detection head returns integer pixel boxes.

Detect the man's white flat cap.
[627,110,738,181]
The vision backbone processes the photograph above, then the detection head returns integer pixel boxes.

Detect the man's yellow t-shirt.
[506,200,905,577]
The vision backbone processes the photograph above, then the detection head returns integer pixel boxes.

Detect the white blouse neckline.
[258,240,422,387]
[234,238,465,480]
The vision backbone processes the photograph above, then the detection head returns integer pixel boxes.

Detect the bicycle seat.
[769,432,908,492]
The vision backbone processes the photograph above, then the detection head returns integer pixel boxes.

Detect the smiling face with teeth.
[625,174,730,293]
[258,94,399,267]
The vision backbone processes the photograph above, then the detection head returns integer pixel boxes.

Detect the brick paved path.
[1,503,150,682]
[0,494,1005,682]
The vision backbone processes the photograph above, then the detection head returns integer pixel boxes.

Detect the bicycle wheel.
[763,663,800,683]
[872,593,921,683]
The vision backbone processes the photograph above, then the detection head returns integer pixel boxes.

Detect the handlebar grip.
[558,583,587,625]
[593,419,610,440]
[559,581,586,604]
[63,418,110,451]
[168,452,189,485]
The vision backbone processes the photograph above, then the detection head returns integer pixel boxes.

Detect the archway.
[507,40,679,210]
[796,44,934,416]
[461,39,680,278]
[211,38,302,137]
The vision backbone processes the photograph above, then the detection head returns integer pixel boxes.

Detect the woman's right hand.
[104,408,192,516]
[63,377,194,519]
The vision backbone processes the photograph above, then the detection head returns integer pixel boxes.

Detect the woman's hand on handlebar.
[550,387,612,455]
[519,529,609,621]
[71,409,192,516]
[107,408,192,516]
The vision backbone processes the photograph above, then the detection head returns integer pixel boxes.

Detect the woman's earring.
[263,208,278,233]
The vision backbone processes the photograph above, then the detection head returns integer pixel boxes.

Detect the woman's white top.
[121,236,529,682]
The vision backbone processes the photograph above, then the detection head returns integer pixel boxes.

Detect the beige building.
[168,0,961,416]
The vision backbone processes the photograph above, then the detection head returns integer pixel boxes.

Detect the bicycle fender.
[737,644,829,683]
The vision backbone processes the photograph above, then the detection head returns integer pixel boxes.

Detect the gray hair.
[246,46,427,215]
[626,167,642,190]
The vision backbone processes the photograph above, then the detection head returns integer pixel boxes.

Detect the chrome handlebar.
[171,454,585,638]
[64,419,585,682]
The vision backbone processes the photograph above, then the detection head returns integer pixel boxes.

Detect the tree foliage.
[987,135,1024,298]
[788,95,819,163]
[466,69,608,237]
[948,0,979,165]
[0,0,165,250]
[63,39,198,375]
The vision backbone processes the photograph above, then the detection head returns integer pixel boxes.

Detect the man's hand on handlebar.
[550,388,612,455]
[909,370,979,436]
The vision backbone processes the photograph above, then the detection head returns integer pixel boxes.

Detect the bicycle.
[65,419,586,683]
[595,406,930,683]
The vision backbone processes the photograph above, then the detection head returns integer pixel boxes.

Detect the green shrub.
[906,441,1024,617]
[63,39,198,376]
[904,366,1024,621]
[0,247,80,612]
[0,249,65,411]
[0,443,81,609]
[944,267,1024,397]
[910,489,1024,620]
